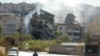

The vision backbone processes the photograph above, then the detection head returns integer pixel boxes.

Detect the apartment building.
[0,13,21,35]
[57,23,82,42]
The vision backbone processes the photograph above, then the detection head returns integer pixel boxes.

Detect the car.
[8,47,19,56]
[7,51,18,56]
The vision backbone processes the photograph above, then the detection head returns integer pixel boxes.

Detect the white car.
[8,47,19,56]
[7,51,18,56]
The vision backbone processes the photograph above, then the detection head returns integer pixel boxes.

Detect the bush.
[0,40,10,51]
[4,36,18,46]
[0,40,9,46]
[25,40,58,51]
[58,35,70,42]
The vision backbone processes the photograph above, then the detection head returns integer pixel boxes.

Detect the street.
[19,51,76,56]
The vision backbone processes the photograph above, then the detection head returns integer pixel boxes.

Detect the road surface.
[19,51,76,56]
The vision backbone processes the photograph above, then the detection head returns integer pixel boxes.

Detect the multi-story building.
[57,14,83,42]
[85,15,100,38]
[0,2,35,14]
[57,23,82,42]
[28,9,56,39]
[0,13,21,35]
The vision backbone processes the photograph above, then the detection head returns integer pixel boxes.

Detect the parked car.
[7,47,19,56]
[7,51,18,56]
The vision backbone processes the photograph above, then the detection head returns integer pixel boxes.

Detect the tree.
[54,30,61,38]
[61,35,70,42]
[57,35,70,43]
[25,34,32,41]
[13,32,20,38]
[0,25,3,39]
[4,36,18,46]
[85,32,93,43]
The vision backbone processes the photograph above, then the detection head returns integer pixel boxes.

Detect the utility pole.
[20,16,22,50]
[18,9,23,50]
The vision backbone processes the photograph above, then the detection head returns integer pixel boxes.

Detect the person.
[33,51,38,56]
[25,43,29,51]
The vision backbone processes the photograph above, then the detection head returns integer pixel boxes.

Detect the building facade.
[57,13,83,42]
[28,9,56,39]
[0,13,21,35]
[57,24,83,42]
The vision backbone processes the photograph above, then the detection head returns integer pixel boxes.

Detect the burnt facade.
[29,9,56,39]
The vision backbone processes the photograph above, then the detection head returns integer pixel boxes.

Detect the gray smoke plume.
[24,2,43,34]
[41,0,74,23]
[24,1,100,31]
[39,1,100,25]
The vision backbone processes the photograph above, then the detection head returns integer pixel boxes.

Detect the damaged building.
[28,9,56,39]
[57,14,83,42]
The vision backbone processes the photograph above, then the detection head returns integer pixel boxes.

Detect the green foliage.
[54,30,61,38]
[0,39,9,47]
[0,25,2,34]
[4,36,18,46]
[25,34,32,41]
[54,30,61,35]
[85,32,93,43]
[58,35,70,42]
[24,40,58,51]
[13,32,20,38]
[21,34,70,51]
[0,34,2,39]
[0,39,11,51]
[0,25,3,39]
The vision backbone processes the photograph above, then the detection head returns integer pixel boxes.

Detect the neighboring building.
[57,24,82,42]
[0,2,35,15]
[86,16,100,34]
[84,15,100,39]
[0,13,21,35]
[57,14,83,42]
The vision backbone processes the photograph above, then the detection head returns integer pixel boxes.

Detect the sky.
[0,0,100,7]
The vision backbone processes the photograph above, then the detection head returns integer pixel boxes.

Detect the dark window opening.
[59,27,62,29]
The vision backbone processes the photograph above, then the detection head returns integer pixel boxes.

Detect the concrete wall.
[49,44,84,55]
[0,46,5,54]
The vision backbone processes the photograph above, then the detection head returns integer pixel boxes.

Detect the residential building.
[86,16,100,34]
[57,13,83,42]
[57,23,82,42]
[28,9,56,39]
[0,2,35,15]
[84,15,100,39]
[0,13,21,35]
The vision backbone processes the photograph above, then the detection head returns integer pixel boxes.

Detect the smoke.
[24,0,100,29]
[25,0,84,24]
[38,0,100,25]
[24,2,43,33]
[73,4,98,25]
[41,0,74,23]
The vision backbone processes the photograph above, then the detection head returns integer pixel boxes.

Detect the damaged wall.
[29,9,56,39]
